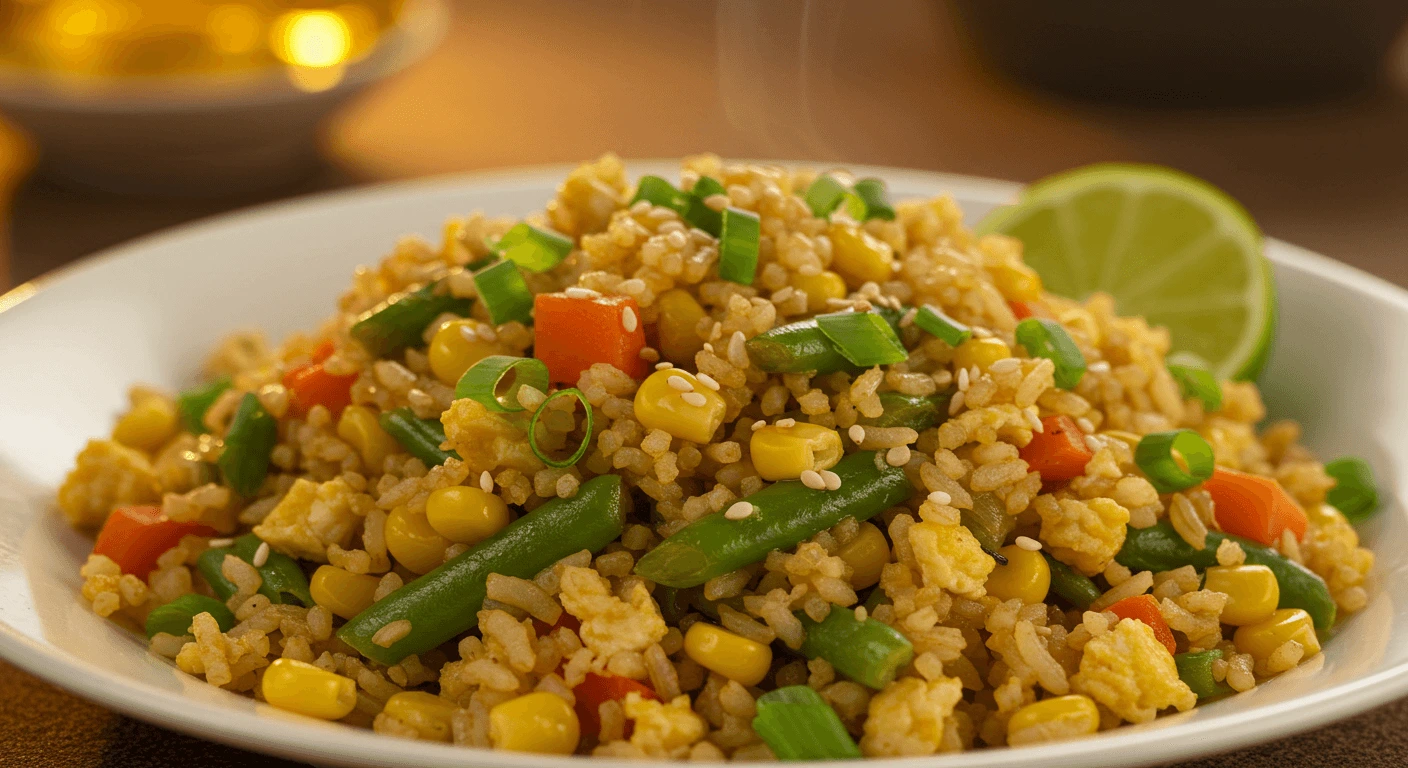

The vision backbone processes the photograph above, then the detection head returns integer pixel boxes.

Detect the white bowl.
[0,163,1402,768]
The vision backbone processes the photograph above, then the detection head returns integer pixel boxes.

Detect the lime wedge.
[975,164,1275,381]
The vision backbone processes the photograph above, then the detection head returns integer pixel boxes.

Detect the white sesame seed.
[969,366,981,384]
[252,541,270,568]
[989,357,1020,374]
[704,194,730,212]
[972,326,993,338]
[724,501,755,520]
[891,261,902,272]
[477,325,498,342]
[621,306,639,332]
[1027,409,1044,432]
[948,390,966,415]
[458,324,479,343]
[957,367,970,391]
[1015,536,1043,552]
[564,286,600,299]
[820,469,842,491]
[900,307,917,328]
[776,418,796,428]
[928,491,952,506]
[667,375,694,392]
[655,361,675,370]
[480,471,494,493]
[1088,360,1111,374]
[800,470,827,490]
[703,342,715,353]
[681,392,708,407]
[886,445,911,467]
[848,425,866,443]
[696,372,720,391]
[207,538,235,549]
[1085,435,1103,453]
[854,605,868,622]
[751,420,765,431]
[1076,417,1096,433]
[639,347,660,362]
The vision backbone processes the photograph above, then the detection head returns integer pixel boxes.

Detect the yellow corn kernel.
[428,318,500,386]
[827,222,895,287]
[425,486,510,545]
[791,270,848,312]
[261,658,357,721]
[837,521,889,589]
[309,565,381,619]
[990,262,1043,303]
[953,337,1012,372]
[112,396,179,452]
[1234,608,1321,663]
[985,545,1051,604]
[383,691,456,742]
[655,289,708,366]
[749,422,843,481]
[684,622,772,686]
[633,369,727,444]
[385,506,452,575]
[1306,503,1345,528]
[337,405,399,472]
[1006,694,1099,746]
[1205,564,1279,626]
[489,692,580,754]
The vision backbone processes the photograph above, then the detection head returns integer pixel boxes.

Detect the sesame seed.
[972,326,993,338]
[928,491,952,506]
[480,471,494,493]
[621,306,639,332]
[207,538,235,549]
[854,605,868,622]
[776,418,796,428]
[704,194,730,212]
[639,347,660,362]
[655,361,675,370]
[1085,435,1103,453]
[1027,410,1044,432]
[252,541,270,568]
[1076,417,1095,433]
[800,470,827,490]
[948,390,966,415]
[900,307,917,328]
[1088,360,1111,374]
[969,366,981,384]
[751,420,765,431]
[820,469,842,491]
[848,425,866,443]
[989,357,1020,374]
[458,324,480,343]
[886,445,911,467]
[1015,536,1043,552]
[957,367,970,391]
[681,392,708,407]
[724,501,755,520]
[477,325,498,342]
[704,342,716,353]
[667,375,694,392]
[564,286,600,299]
[696,372,720,391]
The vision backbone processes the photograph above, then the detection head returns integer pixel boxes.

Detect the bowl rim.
[1,160,1406,768]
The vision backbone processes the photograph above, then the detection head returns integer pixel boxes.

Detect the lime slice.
[975,164,1275,381]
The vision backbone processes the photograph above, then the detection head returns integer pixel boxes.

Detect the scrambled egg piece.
[860,675,964,756]
[546,154,629,238]
[441,399,542,474]
[1035,495,1129,575]
[58,439,161,528]
[1072,619,1195,723]
[252,477,365,562]
[624,692,706,758]
[558,566,666,660]
[1302,503,1375,603]
[909,522,995,599]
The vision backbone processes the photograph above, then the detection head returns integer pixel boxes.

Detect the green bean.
[634,452,911,588]
[340,474,627,665]
[379,408,460,467]
[176,375,232,434]
[960,491,1014,554]
[1117,521,1336,629]
[798,607,914,689]
[745,311,904,375]
[1175,649,1231,700]
[856,391,952,431]
[196,534,314,607]
[217,393,278,497]
[144,594,236,638]
[350,280,473,358]
[1043,553,1101,610]
[752,686,862,761]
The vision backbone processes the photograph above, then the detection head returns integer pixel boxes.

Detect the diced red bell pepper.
[533,293,648,385]
[1203,466,1308,546]
[1020,415,1094,485]
[1009,300,1034,320]
[573,672,658,739]
[92,506,217,579]
[1107,594,1177,655]
[283,340,358,418]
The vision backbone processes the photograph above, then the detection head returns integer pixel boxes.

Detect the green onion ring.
[1166,352,1223,412]
[1135,429,1216,494]
[1015,317,1087,390]
[529,388,595,468]
[456,355,550,413]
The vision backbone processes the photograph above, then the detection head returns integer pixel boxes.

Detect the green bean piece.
[379,408,460,467]
[745,318,858,375]
[1043,553,1101,610]
[1175,649,1232,700]
[856,391,952,431]
[959,491,1014,554]
[340,474,628,665]
[196,534,313,607]
[144,594,236,638]
[217,393,278,497]
[350,280,473,358]
[634,452,911,588]
[176,375,232,434]
[798,608,914,690]
[752,686,863,761]
[1117,521,1336,629]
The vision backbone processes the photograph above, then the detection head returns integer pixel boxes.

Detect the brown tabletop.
[2,1,1407,765]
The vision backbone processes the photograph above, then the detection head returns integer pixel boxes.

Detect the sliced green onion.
[913,304,972,347]
[455,355,550,413]
[852,178,895,221]
[961,491,1014,553]
[684,176,726,236]
[815,311,908,367]
[472,260,535,325]
[1324,456,1379,523]
[177,375,232,434]
[218,393,278,497]
[718,207,760,285]
[1135,429,1215,494]
[492,222,573,273]
[350,280,473,358]
[144,594,236,639]
[752,685,862,761]
[804,174,865,220]
[528,388,594,468]
[1167,353,1222,411]
[1016,317,1086,390]
[631,175,687,210]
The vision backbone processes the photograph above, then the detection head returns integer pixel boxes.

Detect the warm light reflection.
[273,10,351,68]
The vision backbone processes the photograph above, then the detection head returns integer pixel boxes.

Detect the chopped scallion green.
[803,174,864,220]
[350,280,473,358]
[1135,429,1215,494]
[752,685,862,761]
[630,175,688,210]
[852,178,895,220]
[1016,317,1086,389]
[1324,456,1379,523]
[815,311,908,367]
[1167,353,1223,412]
[913,304,972,347]
[528,388,594,468]
[217,393,278,497]
[455,355,550,413]
[492,222,573,273]
[472,260,535,325]
[684,176,726,236]
[719,207,760,285]
[177,375,232,434]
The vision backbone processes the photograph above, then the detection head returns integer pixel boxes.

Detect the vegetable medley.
[60,156,1379,759]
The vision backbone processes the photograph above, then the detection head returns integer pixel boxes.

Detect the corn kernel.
[837,521,889,589]
[428,318,500,386]
[337,405,400,471]
[1006,694,1099,746]
[655,289,708,366]
[310,565,381,619]
[489,692,580,754]
[385,506,452,575]
[383,691,456,742]
[634,369,727,444]
[953,337,1011,372]
[791,270,848,312]
[112,396,179,452]
[1234,608,1321,663]
[684,622,772,686]
[1306,503,1345,528]
[990,262,1043,303]
[827,222,895,287]
[425,486,510,545]
[1205,564,1279,626]
[261,658,357,721]
[749,422,843,481]
[985,545,1051,604]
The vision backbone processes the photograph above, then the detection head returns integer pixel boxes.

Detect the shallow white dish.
[0,162,1403,768]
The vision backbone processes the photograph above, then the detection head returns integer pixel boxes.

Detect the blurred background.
[2,0,1408,764]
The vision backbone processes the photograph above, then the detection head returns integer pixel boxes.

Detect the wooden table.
[2,1,1407,765]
